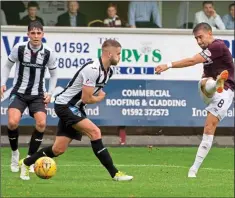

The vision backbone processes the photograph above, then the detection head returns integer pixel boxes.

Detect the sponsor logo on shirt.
[22,62,43,68]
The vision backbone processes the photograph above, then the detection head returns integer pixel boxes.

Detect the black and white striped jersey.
[55,58,113,108]
[8,41,56,96]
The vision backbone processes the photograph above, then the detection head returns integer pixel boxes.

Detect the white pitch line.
[1,164,234,172]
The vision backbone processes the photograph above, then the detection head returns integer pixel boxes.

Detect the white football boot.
[10,150,20,172]
[188,166,198,178]
[27,155,35,173]
[29,164,35,173]
[19,159,30,180]
[113,171,133,181]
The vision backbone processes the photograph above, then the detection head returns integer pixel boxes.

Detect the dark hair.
[102,39,121,49]
[202,1,214,6]
[229,3,235,10]
[193,22,212,33]
[28,20,43,32]
[107,3,117,10]
[67,1,79,7]
[28,1,39,9]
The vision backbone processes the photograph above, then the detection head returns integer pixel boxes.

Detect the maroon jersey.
[200,39,234,91]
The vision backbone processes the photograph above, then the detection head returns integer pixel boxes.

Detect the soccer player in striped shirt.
[1,21,57,173]
[19,39,133,181]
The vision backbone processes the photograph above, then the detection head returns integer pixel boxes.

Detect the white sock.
[205,79,216,94]
[12,149,19,154]
[192,134,214,171]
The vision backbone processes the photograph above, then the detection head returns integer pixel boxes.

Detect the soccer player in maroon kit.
[155,22,234,178]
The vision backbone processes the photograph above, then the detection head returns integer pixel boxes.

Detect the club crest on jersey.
[86,79,93,85]
[204,49,211,57]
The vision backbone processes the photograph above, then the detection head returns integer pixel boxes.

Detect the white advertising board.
[1,27,233,80]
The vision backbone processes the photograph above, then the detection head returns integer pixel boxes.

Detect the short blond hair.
[102,39,121,49]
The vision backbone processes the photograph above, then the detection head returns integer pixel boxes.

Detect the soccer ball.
[34,157,57,179]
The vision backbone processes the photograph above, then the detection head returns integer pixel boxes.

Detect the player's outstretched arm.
[155,53,206,74]
[82,86,105,104]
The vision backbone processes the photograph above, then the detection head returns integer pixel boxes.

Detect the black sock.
[24,146,56,166]
[8,128,19,151]
[91,139,118,178]
[28,128,44,156]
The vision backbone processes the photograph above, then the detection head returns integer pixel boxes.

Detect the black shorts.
[54,103,87,141]
[8,93,46,117]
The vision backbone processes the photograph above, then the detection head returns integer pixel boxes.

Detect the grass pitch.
[1,147,234,197]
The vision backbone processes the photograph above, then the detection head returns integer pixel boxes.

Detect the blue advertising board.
[1,79,234,127]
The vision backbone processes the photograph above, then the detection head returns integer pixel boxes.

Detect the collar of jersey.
[27,41,43,52]
[99,57,105,71]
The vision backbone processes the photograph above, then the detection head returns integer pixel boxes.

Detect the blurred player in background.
[1,21,57,173]
[19,39,133,181]
[155,22,234,178]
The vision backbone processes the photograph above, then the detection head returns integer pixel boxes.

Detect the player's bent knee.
[90,127,101,140]
[201,77,213,86]
[200,78,209,87]
[8,119,19,130]
[36,120,46,131]
[52,145,66,156]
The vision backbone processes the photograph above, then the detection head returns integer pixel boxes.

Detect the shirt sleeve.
[80,66,99,87]
[1,9,7,25]
[8,43,19,63]
[152,2,161,27]
[103,18,109,26]
[128,2,136,26]
[47,68,57,95]
[200,42,223,62]
[46,51,57,70]
[193,12,200,28]
[222,15,228,29]
[1,59,15,85]
[214,15,226,30]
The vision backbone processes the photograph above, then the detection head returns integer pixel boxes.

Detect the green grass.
[1,147,234,197]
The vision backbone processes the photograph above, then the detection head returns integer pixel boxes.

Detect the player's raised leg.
[73,118,133,181]
[20,136,72,180]
[215,70,229,93]
[200,70,229,98]
[8,108,21,172]
[27,111,46,173]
